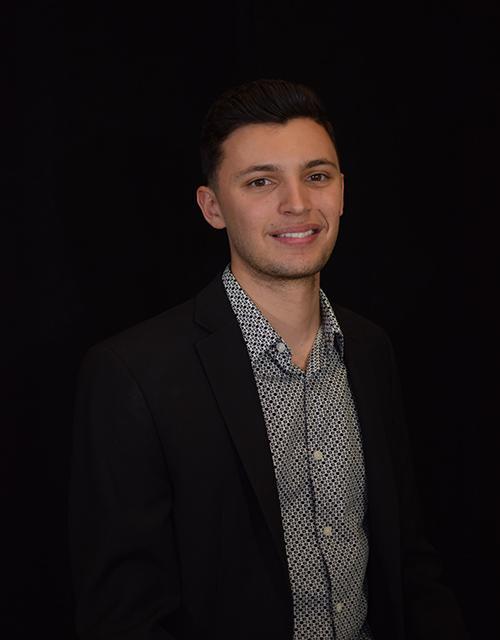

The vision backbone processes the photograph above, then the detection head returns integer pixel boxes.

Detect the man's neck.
[230,262,322,360]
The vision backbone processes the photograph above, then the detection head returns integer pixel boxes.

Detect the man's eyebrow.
[233,158,339,179]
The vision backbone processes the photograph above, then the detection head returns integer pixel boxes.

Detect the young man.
[69,78,468,639]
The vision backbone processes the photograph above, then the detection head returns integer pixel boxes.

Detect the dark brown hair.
[199,78,339,192]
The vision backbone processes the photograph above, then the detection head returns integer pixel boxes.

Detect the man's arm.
[383,332,470,640]
[68,344,181,639]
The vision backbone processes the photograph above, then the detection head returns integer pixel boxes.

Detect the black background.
[10,1,497,637]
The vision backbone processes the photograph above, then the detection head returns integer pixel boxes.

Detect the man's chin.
[230,246,333,284]
[257,257,330,281]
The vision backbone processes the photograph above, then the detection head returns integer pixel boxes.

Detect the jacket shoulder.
[80,294,204,375]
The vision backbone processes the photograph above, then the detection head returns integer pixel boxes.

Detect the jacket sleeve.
[68,343,181,639]
[382,332,470,640]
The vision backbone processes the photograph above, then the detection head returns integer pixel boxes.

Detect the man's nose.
[278,178,312,215]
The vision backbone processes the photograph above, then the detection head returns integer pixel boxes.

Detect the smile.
[275,229,316,238]
[271,228,321,245]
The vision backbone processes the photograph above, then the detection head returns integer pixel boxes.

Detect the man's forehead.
[217,118,339,181]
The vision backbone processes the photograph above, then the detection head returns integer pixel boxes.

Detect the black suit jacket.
[68,268,468,640]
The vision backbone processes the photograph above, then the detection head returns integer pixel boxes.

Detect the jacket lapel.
[335,311,404,618]
[192,271,290,586]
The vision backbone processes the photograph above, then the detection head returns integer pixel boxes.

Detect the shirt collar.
[221,263,344,363]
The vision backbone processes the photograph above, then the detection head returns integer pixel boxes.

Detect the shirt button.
[323,526,333,537]
[276,341,287,353]
[313,450,324,461]
[335,602,344,613]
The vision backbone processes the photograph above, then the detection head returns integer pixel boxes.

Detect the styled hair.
[199,78,339,192]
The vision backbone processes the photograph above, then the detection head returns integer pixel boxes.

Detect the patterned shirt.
[221,263,374,640]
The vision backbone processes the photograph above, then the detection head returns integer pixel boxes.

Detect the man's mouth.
[270,227,322,245]
[272,229,319,239]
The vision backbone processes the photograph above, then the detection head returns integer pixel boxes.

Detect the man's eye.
[308,173,329,181]
[248,178,272,188]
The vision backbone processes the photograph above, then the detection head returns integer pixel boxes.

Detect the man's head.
[196,78,344,283]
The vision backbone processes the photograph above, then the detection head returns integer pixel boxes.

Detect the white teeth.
[276,229,316,238]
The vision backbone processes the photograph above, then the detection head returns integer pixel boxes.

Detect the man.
[68,78,468,639]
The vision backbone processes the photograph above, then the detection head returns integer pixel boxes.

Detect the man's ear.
[196,185,227,230]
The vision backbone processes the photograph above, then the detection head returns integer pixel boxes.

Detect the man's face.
[197,117,344,283]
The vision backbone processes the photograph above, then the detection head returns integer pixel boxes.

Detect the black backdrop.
[10,1,497,638]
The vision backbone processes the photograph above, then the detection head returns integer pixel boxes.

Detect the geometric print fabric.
[222,264,374,640]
